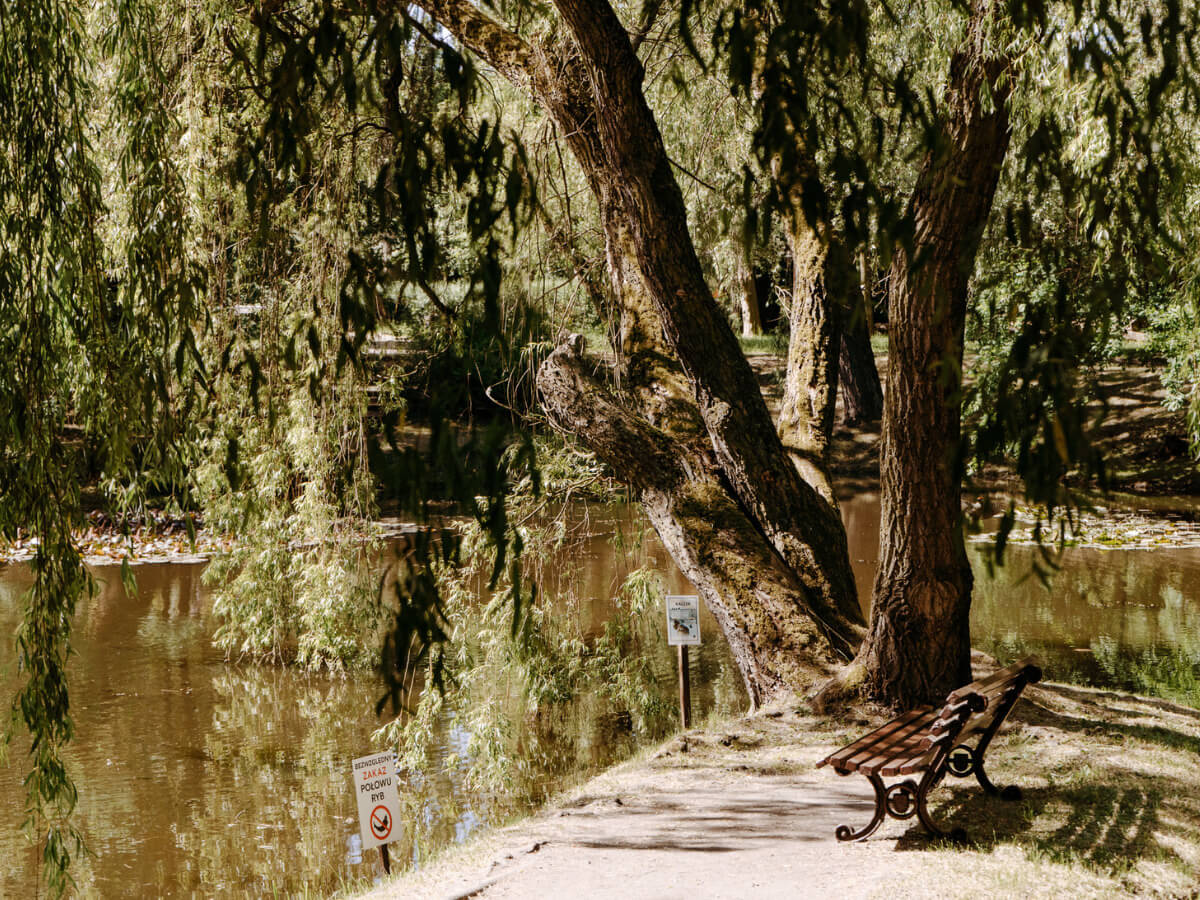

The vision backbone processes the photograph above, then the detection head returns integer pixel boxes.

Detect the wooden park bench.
[816,657,1042,842]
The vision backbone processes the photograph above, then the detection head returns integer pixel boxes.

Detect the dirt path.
[362,659,1200,900]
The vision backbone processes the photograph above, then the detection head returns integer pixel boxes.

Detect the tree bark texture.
[408,0,864,706]
[838,301,883,426]
[778,219,841,504]
[858,0,1013,708]
[540,340,858,699]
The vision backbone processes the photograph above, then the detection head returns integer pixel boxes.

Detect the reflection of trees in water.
[973,546,1200,705]
[383,503,749,874]
[180,670,382,896]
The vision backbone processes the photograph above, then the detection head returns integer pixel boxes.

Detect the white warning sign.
[666,594,701,646]
[352,751,400,849]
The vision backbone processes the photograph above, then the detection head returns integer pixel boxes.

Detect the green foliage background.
[1,0,1199,892]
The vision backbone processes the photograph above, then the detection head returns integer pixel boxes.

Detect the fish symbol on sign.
[372,810,390,837]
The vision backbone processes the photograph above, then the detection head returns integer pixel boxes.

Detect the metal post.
[380,843,391,874]
[678,644,692,729]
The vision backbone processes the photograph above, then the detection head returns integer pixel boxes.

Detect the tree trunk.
[410,0,865,706]
[539,340,857,701]
[737,257,762,337]
[778,219,841,504]
[856,1,1013,708]
[838,301,883,426]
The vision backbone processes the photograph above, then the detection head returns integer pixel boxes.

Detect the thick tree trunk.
[410,0,865,705]
[838,302,883,426]
[539,340,857,701]
[856,1,1013,708]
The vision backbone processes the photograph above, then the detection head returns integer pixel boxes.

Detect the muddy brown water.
[1,497,1197,897]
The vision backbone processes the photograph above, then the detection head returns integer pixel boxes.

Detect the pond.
[0,496,1197,896]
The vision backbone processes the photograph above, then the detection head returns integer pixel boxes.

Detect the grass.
[738,332,789,355]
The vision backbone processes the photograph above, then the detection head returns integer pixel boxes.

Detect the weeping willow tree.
[0,0,205,891]
[3,0,535,889]
[4,0,1200,892]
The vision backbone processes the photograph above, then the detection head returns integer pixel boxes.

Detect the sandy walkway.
[422,773,879,899]
[361,676,1200,900]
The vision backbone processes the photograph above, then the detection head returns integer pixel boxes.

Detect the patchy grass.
[738,331,790,355]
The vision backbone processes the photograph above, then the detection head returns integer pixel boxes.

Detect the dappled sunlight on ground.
[365,666,1200,900]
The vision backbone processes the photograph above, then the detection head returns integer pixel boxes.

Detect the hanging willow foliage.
[0,0,205,892]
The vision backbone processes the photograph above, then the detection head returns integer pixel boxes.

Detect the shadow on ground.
[890,687,1200,885]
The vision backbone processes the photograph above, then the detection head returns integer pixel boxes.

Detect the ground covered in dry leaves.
[362,656,1200,900]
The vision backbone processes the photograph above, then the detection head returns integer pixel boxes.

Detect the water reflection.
[0,563,383,898]
[973,546,1200,706]
[0,496,1196,896]
[0,505,747,897]
[839,494,1200,707]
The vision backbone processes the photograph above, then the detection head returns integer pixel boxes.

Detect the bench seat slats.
[817,706,934,770]
[854,705,972,775]
[829,710,937,773]
[851,730,931,774]
[882,750,936,776]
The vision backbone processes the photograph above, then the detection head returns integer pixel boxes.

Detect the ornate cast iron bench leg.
[947,743,1023,802]
[835,773,888,841]
[914,765,969,844]
[835,774,963,843]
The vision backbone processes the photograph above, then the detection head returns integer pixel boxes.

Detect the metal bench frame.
[817,657,1043,842]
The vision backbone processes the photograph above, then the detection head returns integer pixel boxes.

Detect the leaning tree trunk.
[856,0,1014,708]
[408,0,865,706]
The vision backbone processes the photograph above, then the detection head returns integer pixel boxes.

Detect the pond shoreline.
[357,654,1200,900]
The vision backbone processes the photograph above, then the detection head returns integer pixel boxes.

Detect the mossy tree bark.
[410,0,864,707]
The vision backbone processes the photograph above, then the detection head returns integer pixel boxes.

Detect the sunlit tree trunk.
[737,258,763,337]
[855,0,1013,708]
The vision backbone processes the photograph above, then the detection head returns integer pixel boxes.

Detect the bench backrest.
[920,690,986,753]
[947,657,1042,741]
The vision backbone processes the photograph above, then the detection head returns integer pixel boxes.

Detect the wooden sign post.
[677,644,692,729]
[666,595,701,730]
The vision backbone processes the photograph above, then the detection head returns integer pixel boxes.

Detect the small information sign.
[665,594,701,646]
[352,752,400,850]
